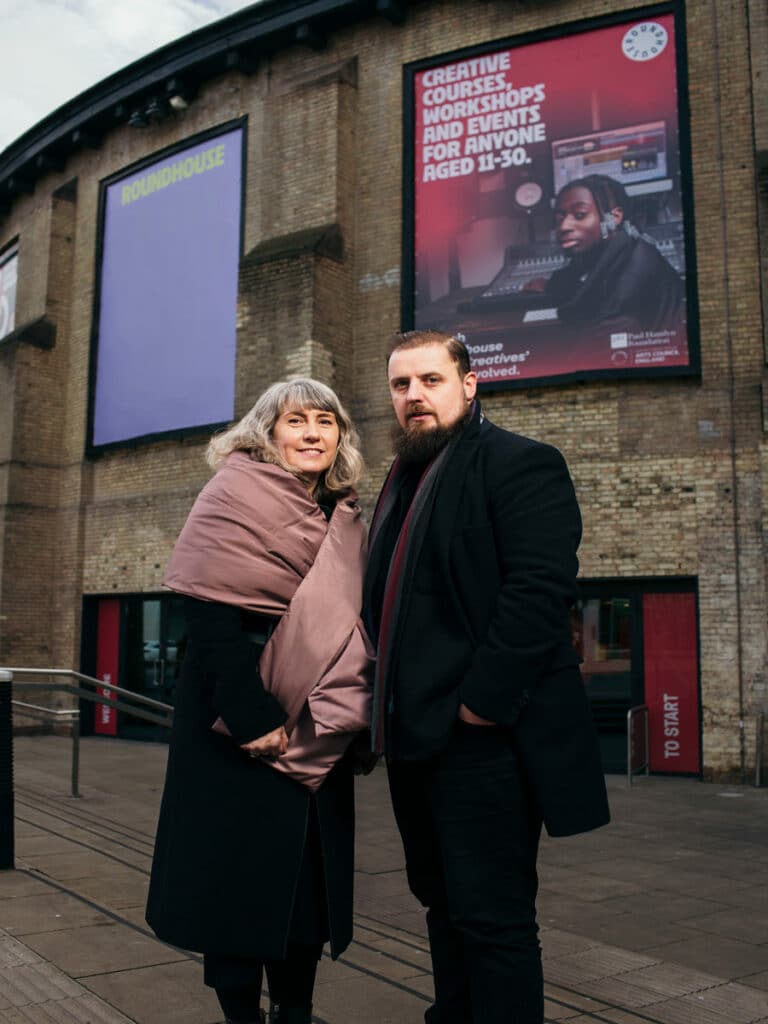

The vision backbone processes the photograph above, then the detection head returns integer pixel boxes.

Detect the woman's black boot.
[224,1012,265,1024]
[268,1002,313,1023]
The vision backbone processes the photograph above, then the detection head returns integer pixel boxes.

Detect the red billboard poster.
[95,599,120,736]
[405,5,697,387]
[643,592,700,773]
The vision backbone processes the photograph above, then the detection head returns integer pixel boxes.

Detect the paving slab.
[647,984,768,1024]
[615,961,725,999]
[16,851,143,882]
[641,932,768,980]
[65,869,150,911]
[678,906,768,944]
[592,891,730,919]
[18,922,187,978]
[0,874,56,899]
[312,971,429,1024]
[338,936,432,983]
[0,961,83,1007]
[81,960,222,1024]
[0,934,44,970]
[593,1011,668,1023]
[544,946,661,988]
[539,1001,583,1020]
[0,928,134,1023]
[540,928,600,959]
[0,891,114,936]
[568,914,695,952]
[541,982,610,1014]
[0,993,134,1022]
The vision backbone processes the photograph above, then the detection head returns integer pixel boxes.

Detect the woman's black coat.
[145,597,354,959]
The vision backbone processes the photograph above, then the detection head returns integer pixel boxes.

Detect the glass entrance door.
[119,595,187,740]
[572,595,642,772]
[573,580,700,774]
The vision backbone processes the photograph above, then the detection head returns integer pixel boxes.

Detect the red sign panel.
[643,592,700,773]
[95,599,120,736]
[407,8,696,387]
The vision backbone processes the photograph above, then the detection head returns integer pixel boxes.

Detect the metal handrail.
[11,700,79,719]
[627,704,649,786]
[2,667,174,728]
[11,700,81,798]
[2,667,173,713]
[1,667,174,802]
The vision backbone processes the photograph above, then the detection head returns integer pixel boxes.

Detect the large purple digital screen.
[92,127,243,446]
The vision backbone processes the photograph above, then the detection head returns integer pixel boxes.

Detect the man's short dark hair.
[387,329,472,377]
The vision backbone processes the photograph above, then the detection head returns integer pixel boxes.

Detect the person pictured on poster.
[528,174,685,333]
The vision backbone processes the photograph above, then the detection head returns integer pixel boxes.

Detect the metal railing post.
[627,704,649,787]
[0,669,14,870]
[10,701,83,798]
[71,712,81,799]
[627,708,632,786]
[644,706,650,779]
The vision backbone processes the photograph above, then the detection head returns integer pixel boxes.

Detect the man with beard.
[363,329,609,1024]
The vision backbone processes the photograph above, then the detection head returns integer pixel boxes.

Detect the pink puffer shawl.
[163,452,373,790]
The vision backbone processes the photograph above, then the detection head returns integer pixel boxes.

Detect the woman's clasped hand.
[241,725,290,759]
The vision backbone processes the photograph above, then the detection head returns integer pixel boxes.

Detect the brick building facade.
[1,0,766,780]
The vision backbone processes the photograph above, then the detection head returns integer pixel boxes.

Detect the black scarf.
[364,411,475,753]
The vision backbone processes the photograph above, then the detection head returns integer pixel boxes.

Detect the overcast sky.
[1,0,257,153]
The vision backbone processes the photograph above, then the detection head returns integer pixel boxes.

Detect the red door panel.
[95,599,120,736]
[643,593,700,773]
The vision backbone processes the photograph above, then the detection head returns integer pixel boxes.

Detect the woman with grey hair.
[146,379,373,1024]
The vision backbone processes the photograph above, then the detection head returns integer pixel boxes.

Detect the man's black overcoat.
[366,403,609,837]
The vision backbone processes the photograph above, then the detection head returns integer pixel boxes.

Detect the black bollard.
[0,670,14,869]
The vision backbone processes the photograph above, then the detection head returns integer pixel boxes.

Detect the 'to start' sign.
[643,593,700,774]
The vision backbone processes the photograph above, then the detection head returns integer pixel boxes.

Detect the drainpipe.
[711,0,747,782]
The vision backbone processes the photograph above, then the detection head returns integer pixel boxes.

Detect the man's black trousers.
[388,721,544,1024]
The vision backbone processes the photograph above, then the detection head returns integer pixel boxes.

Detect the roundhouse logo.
[622,22,668,62]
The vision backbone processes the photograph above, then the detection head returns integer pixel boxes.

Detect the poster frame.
[0,238,19,345]
[401,1,700,391]
[86,117,248,454]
